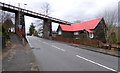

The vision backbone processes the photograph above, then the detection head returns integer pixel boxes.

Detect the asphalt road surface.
[26,36,119,72]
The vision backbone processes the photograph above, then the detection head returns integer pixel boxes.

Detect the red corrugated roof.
[60,17,102,33]
[60,24,72,31]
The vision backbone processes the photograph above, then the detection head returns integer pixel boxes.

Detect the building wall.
[62,31,73,38]
[57,19,106,42]
[73,31,88,39]
[57,26,73,38]
[94,19,106,41]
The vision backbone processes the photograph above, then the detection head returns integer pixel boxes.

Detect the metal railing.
[0,2,72,24]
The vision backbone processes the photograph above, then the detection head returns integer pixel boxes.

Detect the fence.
[52,37,120,50]
[52,37,100,48]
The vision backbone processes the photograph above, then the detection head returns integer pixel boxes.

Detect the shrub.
[1,24,9,39]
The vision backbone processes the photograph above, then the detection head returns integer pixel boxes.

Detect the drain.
[36,48,40,50]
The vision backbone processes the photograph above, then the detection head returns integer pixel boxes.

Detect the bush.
[1,24,10,39]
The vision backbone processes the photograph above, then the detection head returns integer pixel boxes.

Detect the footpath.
[71,44,119,57]
[2,34,40,72]
[51,39,119,57]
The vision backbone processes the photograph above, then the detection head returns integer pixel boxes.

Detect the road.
[26,36,118,72]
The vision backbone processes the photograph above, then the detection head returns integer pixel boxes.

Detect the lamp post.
[24,4,27,9]
[18,3,20,8]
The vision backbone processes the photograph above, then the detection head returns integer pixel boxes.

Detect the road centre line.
[76,55,117,72]
[40,41,66,52]
[42,42,49,45]
[28,37,117,72]
[51,45,66,52]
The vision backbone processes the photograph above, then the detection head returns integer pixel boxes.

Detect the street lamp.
[24,4,27,9]
[18,3,20,8]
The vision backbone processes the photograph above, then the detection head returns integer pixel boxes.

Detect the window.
[74,32,79,35]
[89,33,94,38]
[58,30,62,35]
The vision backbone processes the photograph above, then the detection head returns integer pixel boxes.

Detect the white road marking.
[52,45,66,52]
[76,55,117,72]
[26,36,33,48]
[41,41,66,52]
[42,42,49,45]
[74,48,79,49]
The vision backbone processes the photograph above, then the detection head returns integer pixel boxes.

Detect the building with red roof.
[57,18,106,41]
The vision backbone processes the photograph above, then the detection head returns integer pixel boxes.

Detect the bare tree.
[96,7,118,44]
[73,20,81,24]
[0,11,14,32]
[40,2,51,15]
[0,10,2,23]
[1,12,14,23]
[35,20,43,33]
[35,2,52,38]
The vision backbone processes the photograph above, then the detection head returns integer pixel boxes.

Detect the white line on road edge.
[26,37,33,48]
[76,55,117,72]
[51,45,66,52]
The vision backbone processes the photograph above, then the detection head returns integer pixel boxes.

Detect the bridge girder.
[0,2,72,39]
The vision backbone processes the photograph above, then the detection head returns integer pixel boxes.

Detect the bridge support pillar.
[15,12,19,34]
[43,19,52,39]
[15,11,25,38]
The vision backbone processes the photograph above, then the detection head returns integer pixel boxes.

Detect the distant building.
[57,18,107,41]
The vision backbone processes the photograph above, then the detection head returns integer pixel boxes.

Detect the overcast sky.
[0,0,119,32]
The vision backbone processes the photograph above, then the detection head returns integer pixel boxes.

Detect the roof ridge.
[59,17,103,33]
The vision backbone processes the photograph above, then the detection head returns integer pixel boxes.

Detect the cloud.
[0,0,119,31]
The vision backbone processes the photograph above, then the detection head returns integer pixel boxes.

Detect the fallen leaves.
[30,66,38,71]
[26,62,34,66]
[1,49,13,60]
[8,49,16,61]
[26,62,39,71]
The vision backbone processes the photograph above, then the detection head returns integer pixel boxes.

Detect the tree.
[111,32,117,44]
[0,24,9,38]
[29,23,35,36]
[35,20,43,34]
[34,30,38,36]
[40,2,51,15]
[96,7,118,44]
[73,20,81,24]
[0,12,15,33]
[35,2,52,38]
[0,11,2,23]
[4,19,14,32]
[0,12,14,23]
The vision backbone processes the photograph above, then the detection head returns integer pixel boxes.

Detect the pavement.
[0,36,2,73]
[27,36,119,72]
[71,43,119,57]
[2,34,40,71]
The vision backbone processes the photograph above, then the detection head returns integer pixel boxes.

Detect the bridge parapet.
[0,2,72,39]
[0,2,72,25]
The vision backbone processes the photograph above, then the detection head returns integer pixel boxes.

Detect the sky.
[0,0,119,33]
